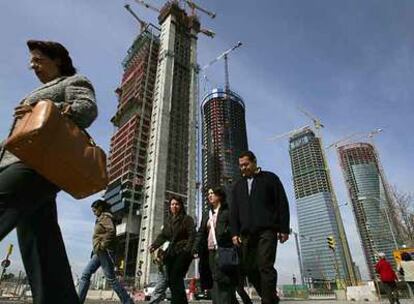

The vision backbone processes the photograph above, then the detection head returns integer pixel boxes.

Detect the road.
[0,299,413,304]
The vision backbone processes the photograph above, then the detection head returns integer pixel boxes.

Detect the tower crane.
[201,41,243,92]
[326,128,383,150]
[124,4,148,32]
[185,0,216,19]
[298,106,325,135]
[267,125,310,142]
[133,0,161,13]
[133,0,215,38]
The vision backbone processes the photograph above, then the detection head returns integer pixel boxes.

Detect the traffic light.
[327,236,336,251]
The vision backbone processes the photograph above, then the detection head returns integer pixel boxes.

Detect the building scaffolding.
[337,142,397,279]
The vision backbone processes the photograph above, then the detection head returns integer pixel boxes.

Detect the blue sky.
[0,0,413,284]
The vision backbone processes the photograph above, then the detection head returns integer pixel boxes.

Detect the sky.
[0,0,413,285]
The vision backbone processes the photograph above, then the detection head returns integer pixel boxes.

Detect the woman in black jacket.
[194,187,238,304]
[149,196,195,304]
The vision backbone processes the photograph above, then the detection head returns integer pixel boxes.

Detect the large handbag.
[217,246,239,272]
[209,210,239,272]
[4,100,108,199]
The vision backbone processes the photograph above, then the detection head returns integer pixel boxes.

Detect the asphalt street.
[0,299,413,304]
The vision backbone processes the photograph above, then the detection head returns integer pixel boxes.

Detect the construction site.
[337,142,398,280]
[288,125,357,288]
[103,0,216,288]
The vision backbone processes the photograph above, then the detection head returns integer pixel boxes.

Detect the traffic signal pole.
[0,244,13,283]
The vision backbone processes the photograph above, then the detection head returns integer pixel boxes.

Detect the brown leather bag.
[4,100,108,199]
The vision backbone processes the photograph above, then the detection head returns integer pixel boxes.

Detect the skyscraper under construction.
[338,143,397,279]
[289,128,356,286]
[201,88,248,207]
[105,25,160,279]
[135,2,199,285]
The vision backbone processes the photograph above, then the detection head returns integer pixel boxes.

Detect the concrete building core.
[135,2,199,286]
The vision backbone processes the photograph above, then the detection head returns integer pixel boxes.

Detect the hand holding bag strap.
[62,103,97,146]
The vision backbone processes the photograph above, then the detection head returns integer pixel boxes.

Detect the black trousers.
[165,252,192,304]
[241,230,278,304]
[0,162,79,304]
[208,250,236,304]
[235,271,253,304]
[382,281,400,304]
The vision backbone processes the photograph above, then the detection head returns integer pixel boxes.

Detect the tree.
[389,186,414,247]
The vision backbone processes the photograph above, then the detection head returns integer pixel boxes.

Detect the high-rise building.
[201,88,248,208]
[289,128,356,286]
[135,2,199,285]
[338,142,397,279]
[104,26,160,278]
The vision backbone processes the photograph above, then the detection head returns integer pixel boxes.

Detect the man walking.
[230,151,290,304]
[376,252,400,304]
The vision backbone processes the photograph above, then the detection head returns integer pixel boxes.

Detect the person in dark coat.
[194,187,239,304]
[230,151,290,304]
[149,196,195,304]
[0,40,97,304]
[376,252,400,304]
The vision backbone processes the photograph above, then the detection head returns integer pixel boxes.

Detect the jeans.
[0,162,79,304]
[149,265,168,304]
[78,250,133,304]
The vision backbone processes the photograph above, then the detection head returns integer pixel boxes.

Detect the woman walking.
[0,40,97,304]
[194,187,238,304]
[149,196,195,304]
[78,199,133,304]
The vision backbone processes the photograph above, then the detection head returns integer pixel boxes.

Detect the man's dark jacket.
[230,170,290,236]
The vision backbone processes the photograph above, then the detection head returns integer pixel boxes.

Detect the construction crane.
[267,125,310,142]
[185,0,216,19]
[298,106,325,135]
[124,4,148,32]
[326,128,383,150]
[133,0,161,13]
[133,0,215,38]
[201,41,243,92]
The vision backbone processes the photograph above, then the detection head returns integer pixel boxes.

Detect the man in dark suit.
[230,151,290,304]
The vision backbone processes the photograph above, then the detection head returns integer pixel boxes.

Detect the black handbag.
[217,246,239,272]
[209,210,239,272]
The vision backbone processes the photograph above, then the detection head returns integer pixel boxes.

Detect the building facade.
[104,27,160,279]
[338,142,397,279]
[135,2,199,285]
[289,128,356,286]
[201,88,248,208]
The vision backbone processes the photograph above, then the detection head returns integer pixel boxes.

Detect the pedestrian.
[230,151,290,304]
[78,199,134,304]
[194,187,238,304]
[399,252,414,298]
[375,252,400,304]
[148,243,169,304]
[149,196,195,304]
[0,39,97,304]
